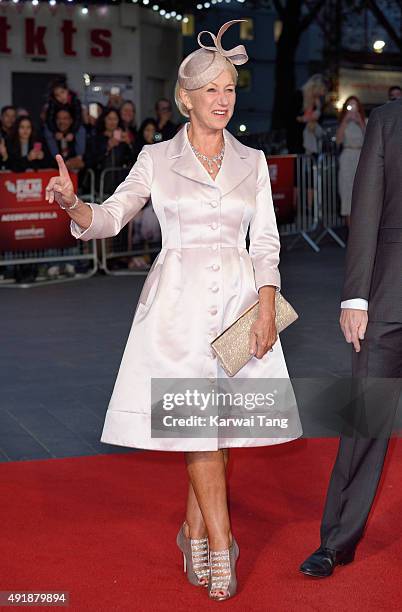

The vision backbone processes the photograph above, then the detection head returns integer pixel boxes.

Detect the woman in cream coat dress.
[45,20,302,602]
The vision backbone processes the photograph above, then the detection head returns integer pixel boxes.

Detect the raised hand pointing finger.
[45,155,75,208]
[56,153,69,179]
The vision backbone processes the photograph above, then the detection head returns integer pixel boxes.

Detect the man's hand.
[340,308,368,352]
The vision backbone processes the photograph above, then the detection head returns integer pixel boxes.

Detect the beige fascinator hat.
[177,19,249,91]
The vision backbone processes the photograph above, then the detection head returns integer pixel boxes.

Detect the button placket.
[206,195,221,377]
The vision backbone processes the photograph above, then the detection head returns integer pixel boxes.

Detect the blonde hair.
[302,74,327,111]
[174,61,238,118]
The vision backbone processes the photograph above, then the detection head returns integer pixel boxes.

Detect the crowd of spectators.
[0,77,181,282]
[3,74,401,283]
[0,76,180,192]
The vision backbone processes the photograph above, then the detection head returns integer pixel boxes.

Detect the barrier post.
[98,166,161,277]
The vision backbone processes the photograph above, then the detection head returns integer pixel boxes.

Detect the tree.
[271,0,326,130]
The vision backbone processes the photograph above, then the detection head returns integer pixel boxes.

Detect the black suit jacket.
[341,100,402,322]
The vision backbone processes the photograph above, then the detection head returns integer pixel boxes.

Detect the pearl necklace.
[187,125,225,174]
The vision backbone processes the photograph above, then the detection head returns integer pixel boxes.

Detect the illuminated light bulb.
[373,40,385,52]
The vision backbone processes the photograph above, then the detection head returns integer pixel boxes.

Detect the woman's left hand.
[249,312,277,359]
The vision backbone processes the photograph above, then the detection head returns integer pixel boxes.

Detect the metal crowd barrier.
[96,154,345,275]
[0,168,98,289]
[279,154,320,252]
[315,153,346,248]
[279,153,345,252]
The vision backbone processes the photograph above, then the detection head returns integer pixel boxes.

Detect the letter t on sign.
[61,20,77,56]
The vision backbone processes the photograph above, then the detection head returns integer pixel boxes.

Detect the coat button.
[209,307,218,315]
[210,284,219,292]
[210,201,218,208]
[212,264,220,271]
[211,222,218,230]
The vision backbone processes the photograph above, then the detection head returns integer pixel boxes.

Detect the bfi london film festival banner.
[0,170,78,251]
[266,154,297,226]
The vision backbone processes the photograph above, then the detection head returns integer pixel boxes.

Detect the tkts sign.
[0,17,111,57]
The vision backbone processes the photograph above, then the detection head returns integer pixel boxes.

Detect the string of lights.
[0,0,250,21]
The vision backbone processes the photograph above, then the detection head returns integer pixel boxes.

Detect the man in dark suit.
[300,99,402,577]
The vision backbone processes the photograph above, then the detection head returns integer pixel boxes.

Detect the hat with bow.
[178,19,249,90]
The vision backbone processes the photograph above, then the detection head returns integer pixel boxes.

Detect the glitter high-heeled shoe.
[208,537,239,601]
[176,521,209,587]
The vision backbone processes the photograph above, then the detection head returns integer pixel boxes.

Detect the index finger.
[55,154,69,178]
[249,331,257,356]
[350,328,361,352]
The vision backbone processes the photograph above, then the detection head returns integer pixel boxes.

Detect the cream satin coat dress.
[71,122,303,451]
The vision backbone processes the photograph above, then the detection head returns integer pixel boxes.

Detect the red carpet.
[1,439,401,611]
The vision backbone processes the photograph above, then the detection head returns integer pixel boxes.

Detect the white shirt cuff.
[340,298,369,310]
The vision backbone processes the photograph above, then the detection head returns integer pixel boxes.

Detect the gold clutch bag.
[210,292,298,377]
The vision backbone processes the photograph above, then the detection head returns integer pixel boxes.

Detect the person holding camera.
[4,115,52,172]
[85,108,132,196]
[155,97,178,140]
[131,117,159,162]
[336,96,366,227]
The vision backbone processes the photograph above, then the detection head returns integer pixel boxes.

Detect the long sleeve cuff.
[70,203,100,241]
[254,269,281,293]
[340,298,369,310]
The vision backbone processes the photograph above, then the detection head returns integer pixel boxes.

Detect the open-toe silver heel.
[208,537,239,601]
[176,521,209,587]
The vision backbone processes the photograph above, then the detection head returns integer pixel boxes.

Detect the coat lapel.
[167,122,253,197]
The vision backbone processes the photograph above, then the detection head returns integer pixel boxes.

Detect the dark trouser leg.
[320,322,402,552]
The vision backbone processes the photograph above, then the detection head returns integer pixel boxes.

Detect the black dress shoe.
[299,546,355,578]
